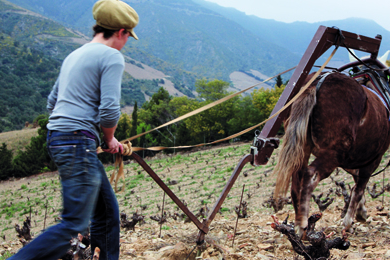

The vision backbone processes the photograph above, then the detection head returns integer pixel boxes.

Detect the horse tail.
[273,87,316,199]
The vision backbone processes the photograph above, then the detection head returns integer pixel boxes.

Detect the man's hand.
[100,125,123,154]
[102,136,123,154]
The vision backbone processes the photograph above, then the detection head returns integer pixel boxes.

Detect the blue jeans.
[8,131,120,260]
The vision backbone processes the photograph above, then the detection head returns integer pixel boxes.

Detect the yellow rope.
[109,140,132,192]
[121,66,297,142]
[96,66,296,155]
[103,46,337,193]
[123,47,338,153]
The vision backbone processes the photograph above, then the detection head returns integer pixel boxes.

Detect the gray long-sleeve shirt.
[47,42,124,142]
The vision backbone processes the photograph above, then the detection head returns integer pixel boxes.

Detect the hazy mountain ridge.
[129,0,298,76]
[8,0,389,83]
[5,0,300,82]
[4,0,96,34]
[194,0,390,64]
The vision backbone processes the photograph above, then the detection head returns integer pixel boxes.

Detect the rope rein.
[121,66,297,143]
[110,140,133,192]
[96,66,296,155]
[107,46,339,192]
[119,47,338,153]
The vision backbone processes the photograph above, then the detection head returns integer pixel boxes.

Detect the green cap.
[93,0,139,40]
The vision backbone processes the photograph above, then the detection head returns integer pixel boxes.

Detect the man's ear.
[117,28,127,38]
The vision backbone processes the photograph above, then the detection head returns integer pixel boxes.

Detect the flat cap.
[93,0,139,40]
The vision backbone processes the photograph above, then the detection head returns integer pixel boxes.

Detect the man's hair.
[93,24,128,39]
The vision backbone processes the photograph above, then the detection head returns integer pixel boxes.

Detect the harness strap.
[345,46,389,72]
[371,159,390,178]
[316,71,333,91]
[348,159,390,179]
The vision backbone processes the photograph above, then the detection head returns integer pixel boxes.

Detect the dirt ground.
[1,142,390,259]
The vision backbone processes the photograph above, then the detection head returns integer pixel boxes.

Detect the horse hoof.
[294,225,306,239]
[346,227,354,234]
[342,227,354,238]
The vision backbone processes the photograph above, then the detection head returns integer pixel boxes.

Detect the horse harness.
[316,67,390,111]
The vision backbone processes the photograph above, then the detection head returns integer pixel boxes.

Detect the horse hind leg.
[289,144,312,238]
[291,166,308,238]
[294,157,336,238]
[356,194,367,222]
[344,169,368,223]
[343,163,377,233]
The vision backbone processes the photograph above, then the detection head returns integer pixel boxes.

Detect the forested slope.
[0,1,80,131]
[0,0,195,132]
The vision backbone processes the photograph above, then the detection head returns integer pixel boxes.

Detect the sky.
[205,0,390,32]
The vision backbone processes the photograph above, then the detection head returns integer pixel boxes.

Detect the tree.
[251,84,286,133]
[195,79,229,101]
[139,88,174,147]
[173,79,237,144]
[275,75,283,88]
[140,88,173,126]
[169,96,196,145]
[0,143,14,180]
[137,123,155,148]
[115,113,132,142]
[227,95,263,141]
[143,87,171,110]
[13,115,56,177]
[137,123,156,158]
[130,101,138,147]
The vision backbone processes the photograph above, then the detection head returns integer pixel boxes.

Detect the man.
[8,1,139,259]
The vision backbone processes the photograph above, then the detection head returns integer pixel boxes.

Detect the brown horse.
[273,71,390,238]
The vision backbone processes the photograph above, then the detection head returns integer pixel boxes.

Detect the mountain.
[4,0,388,132]
[0,0,193,132]
[193,0,390,67]
[0,0,78,132]
[9,0,390,89]
[5,0,300,82]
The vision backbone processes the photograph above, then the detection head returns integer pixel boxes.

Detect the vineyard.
[1,142,390,259]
